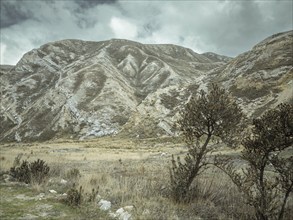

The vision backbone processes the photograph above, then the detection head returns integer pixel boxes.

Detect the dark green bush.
[66,185,83,207]
[170,84,245,202]
[10,160,31,183]
[10,158,50,184]
[30,159,50,184]
[215,103,293,220]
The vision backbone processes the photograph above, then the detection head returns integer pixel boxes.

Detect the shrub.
[170,84,245,202]
[10,160,31,183]
[66,168,81,181]
[10,158,50,184]
[215,103,293,220]
[65,185,83,207]
[86,187,99,203]
[30,159,50,184]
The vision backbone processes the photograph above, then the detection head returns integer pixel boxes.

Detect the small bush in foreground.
[65,182,99,207]
[10,158,50,184]
[66,185,83,207]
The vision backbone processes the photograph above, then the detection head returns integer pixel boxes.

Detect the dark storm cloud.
[202,0,293,56]
[137,21,161,38]
[196,0,266,55]
[75,0,118,9]
[0,0,33,29]
[0,0,292,65]
[73,0,119,28]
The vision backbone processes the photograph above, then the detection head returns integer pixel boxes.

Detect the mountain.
[0,39,226,142]
[201,52,232,63]
[0,31,292,142]
[208,30,293,117]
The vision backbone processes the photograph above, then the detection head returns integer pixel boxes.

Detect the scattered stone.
[116,207,132,220]
[123,205,134,212]
[95,194,102,203]
[60,179,67,184]
[119,211,131,220]
[172,215,180,220]
[18,213,39,219]
[49,189,57,194]
[161,185,166,189]
[108,211,117,218]
[35,204,53,211]
[142,209,150,216]
[98,199,111,211]
[15,194,34,201]
[38,193,45,197]
[3,174,14,182]
[36,193,45,200]
[160,152,167,157]
[116,208,124,215]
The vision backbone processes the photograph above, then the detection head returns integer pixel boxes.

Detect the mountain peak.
[1,31,292,142]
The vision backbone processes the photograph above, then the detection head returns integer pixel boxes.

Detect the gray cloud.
[0,0,292,65]
[74,0,118,9]
[0,0,33,28]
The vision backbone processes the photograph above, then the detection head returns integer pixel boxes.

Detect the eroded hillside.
[1,31,292,142]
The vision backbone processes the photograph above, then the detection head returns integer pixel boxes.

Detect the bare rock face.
[0,39,223,142]
[0,31,292,142]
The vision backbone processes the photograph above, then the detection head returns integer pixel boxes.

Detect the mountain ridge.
[1,31,292,142]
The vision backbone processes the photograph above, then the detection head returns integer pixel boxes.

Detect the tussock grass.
[1,136,292,219]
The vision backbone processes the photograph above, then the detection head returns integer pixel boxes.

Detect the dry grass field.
[0,136,292,219]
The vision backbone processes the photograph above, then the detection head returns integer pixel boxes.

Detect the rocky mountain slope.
[0,39,225,142]
[1,31,292,142]
[208,30,293,118]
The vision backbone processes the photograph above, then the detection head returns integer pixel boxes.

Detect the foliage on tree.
[170,84,245,202]
[215,103,293,220]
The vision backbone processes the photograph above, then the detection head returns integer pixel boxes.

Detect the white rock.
[160,152,167,157]
[3,174,13,182]
[49,189,57,194]
[116,208,125,215]
[38,193,45,198]
[142,209,150,216]
[60,179,67,184]
[119,211,131,220]
[36,193,45,201]
[108,211,117,218]
[116,208,132,220]
[95,194,102,202]
[98,199,111,211]
[123,205,134,212]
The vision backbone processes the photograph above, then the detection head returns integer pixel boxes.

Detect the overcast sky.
[0,0,292,65]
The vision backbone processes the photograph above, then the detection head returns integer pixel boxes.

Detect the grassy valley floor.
[0,136,292,219]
